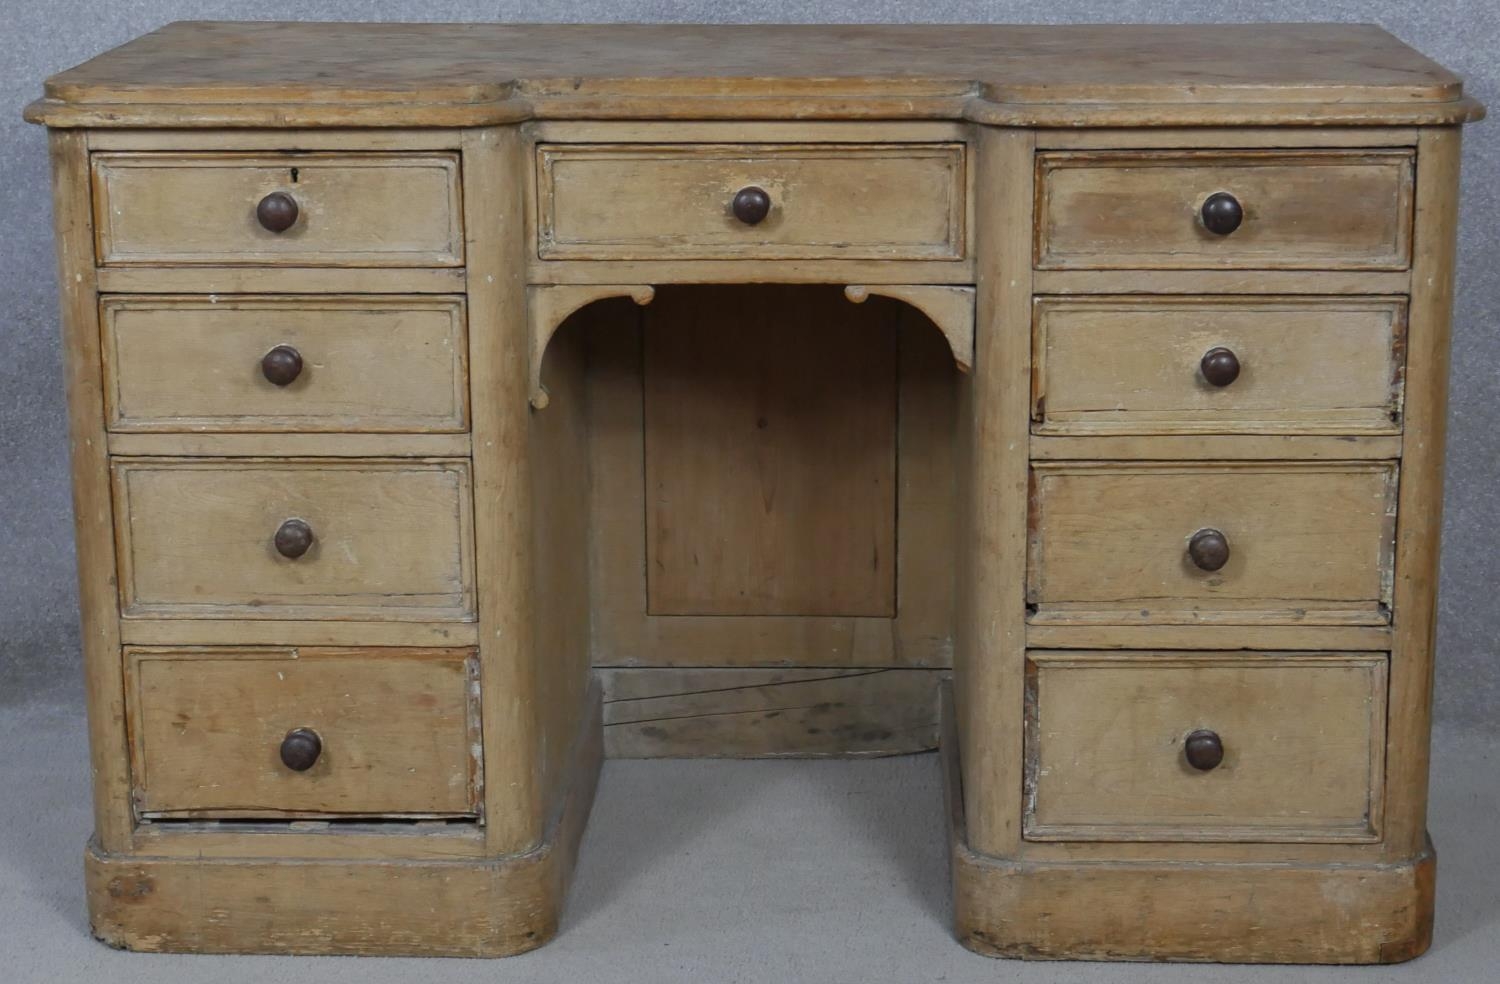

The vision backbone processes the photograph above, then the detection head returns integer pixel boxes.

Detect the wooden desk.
[25,21,1483,963]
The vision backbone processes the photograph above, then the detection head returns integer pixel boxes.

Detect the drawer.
[536,143,966,260]
[113,459,475,620]
[1027,462,1397,624]
[1035,149,1414,270]
[1032,296,1406,435]
[92,152,464,266]
[101,295,469,433]
[1024,651,1386,842]
[125,647,480,818]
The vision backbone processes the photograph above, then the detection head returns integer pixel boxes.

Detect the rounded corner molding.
[844,284,974,373]
[528,284,655,410]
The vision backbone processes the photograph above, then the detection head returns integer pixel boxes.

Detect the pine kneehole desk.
[25,21,1484,963]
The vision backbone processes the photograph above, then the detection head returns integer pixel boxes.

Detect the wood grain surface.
[112,458,476,620]
[1036,150,1415,271]
[26,23,1482,127]
[125,647,481,818]
[1024,651,1386,843]
[92,152,464,266]
[1032,296,1406,435]
[102,295,469,433]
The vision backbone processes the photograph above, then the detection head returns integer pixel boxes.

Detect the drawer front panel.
[125,647,481,818]
[536,143,966,260]
[1027,462,1397,624]
[1033,296,1406,435]
[113,459,475,619]
[102,295,469,433]
[1036,150,1414,270]
[1024,651,1386,842]
[92,152,464,266]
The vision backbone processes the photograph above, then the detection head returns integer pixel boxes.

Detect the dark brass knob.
[1187,528,1230,572]
[1200,347,1241,387]
[731,186,772,225]
[1184,729,1224,771]
[261,344,303,386]
[279,728,322,772]
[273,518,314,560]
[1200,192,1243,236]
[256,191,299,233]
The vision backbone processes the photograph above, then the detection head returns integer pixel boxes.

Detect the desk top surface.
[25,21,1485,128]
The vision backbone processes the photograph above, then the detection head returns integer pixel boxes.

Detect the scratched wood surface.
[600,666,943,758]
[25,23,1481,128]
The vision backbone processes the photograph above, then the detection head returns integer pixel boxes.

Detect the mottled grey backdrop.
[2,1,1494,726]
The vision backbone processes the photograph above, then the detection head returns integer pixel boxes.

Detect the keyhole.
[289,167,299,183]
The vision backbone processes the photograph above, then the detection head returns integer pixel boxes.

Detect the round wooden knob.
[731,186,772,225]
[273,518,314,559]
[1187,528,1230,572]
[256,191,299,233]
[261,344,303,386]
[1200,192,1243,235]
[279,728,322,772]
[1184,729,1224,771]
[1200,347,1241,387]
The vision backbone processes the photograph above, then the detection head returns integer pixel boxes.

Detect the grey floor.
[1,701,1496,983]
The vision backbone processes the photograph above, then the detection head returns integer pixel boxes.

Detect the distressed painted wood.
[461,125,559,859]
[536,142,966,260]
[1024,651,1386,842]
[92,152,464,266]
[89,682,602,956]
[125,647,481,818]
[26,21,1478,965]
[1032,267,1412,296]
[117,618,480,648]
[101,295,469,433]
[96,266,467,294]
[944,680,1434,964]
[846,284,975,371]
[1029,433,1403,461]
[107,432,472,458]
[49,129,137,856]
[527,297,597,837]
[527,283,653,409]
[953,125,1036,863]
[1027,461,1399,624]
[1035,150,1416,270]
[131,822,488,861]
[1032,296,1406,435]
[1383,126,1464,858]
[112,458,476,620]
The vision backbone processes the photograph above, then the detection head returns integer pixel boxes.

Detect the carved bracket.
[845,285,975,373]
[528,284,655,409]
